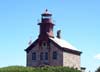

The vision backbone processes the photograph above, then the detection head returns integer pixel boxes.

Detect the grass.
[0,66,81,72]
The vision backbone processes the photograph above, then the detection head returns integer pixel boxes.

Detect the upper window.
[53,51,57,60]
[43,42,46,46]
[32,52,36,60]
[42,41,47,48]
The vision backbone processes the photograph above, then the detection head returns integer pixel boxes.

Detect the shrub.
[0,66,81,72]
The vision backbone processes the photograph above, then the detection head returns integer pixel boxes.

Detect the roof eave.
[62,47,82,55]
[49,38,82,55]
[25,39,38,53]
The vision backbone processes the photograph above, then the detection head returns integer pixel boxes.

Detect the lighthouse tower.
[38,9,55,46]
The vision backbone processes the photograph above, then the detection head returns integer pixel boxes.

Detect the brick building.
[25,10,82,70]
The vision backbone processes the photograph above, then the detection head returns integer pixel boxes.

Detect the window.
[43,42,46,46]
[32,52,36,60]
[53,51,57,60]
[40,52,43,60]
[42,41,47,48]
[45,52,48,60]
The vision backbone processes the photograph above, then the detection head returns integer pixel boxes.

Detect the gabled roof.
[25,37,82,55]
[49,37,79,51]
[25,39,38,53]
[49,37,82,55]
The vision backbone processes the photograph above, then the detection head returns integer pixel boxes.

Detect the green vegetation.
[0,66,81,72]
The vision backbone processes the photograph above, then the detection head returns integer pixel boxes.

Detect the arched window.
[53,51,57,60]
[42,41,47,48]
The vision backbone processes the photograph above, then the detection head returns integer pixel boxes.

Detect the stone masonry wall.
[63,52,80,70]
[27,42,63,67]
[49,42,63,66]
[27,42,80,69]
[27,44,40,67]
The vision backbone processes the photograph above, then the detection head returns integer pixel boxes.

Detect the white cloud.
[94,54,100,60]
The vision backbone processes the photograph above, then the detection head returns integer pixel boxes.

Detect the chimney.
[57,30,61,38]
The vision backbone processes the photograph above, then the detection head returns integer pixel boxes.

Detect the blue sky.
[0,0,100,72]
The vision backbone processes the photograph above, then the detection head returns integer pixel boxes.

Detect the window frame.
[32,52,36,60]
[45,52,48,60]
[40,52,43,60]
[53,51,57,60]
